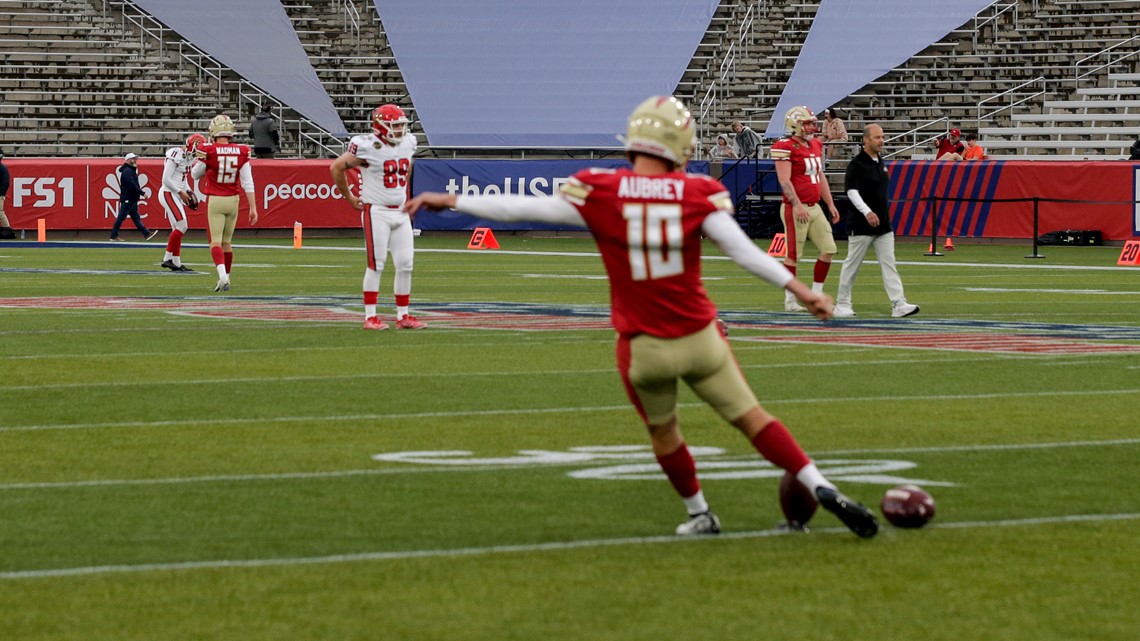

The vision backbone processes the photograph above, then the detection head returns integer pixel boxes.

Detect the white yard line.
[2,512,1137,581]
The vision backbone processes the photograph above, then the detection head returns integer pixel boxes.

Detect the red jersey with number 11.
[770,136,824,204]
[558,167,734,339]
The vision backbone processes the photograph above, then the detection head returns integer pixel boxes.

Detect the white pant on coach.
[836,232,907,308]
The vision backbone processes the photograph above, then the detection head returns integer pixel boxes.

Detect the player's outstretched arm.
[702,211,832,321]
[406,193,585,226]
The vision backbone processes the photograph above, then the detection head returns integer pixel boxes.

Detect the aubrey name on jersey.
[558,167,735,339]
[195,143,252,197]
[161,146,194,193]
[347,132,417,208]
[770,136,824,205]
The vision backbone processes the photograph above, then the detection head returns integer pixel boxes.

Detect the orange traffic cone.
[944,237,955,251]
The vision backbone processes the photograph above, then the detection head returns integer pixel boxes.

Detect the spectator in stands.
[772,106,841,312]
[1129,137,1140,160]
[249,103,280,159]
[109,153,158,242]
[731,120,762,159]
[192,115,259,292]
[405,95,878,540]
[820,107,849,160]
[833,124,919,319]
[963,132,985,161]
[932,128,965,161]
[710,134,737,160]
[0,148,14,239]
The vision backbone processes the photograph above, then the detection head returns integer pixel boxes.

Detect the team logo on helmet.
[623,96,694,166]
[185,133,206,152]
[372,104,410,146]
[208,114,235,139]
[784,106,818,138]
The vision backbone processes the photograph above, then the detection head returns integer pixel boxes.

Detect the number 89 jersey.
[559,167,732,339]
[347,133,417,207]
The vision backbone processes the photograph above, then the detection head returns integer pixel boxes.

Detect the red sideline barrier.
[2,158,361,231]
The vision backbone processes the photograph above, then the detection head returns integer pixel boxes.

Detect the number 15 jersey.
[346,133,417,207]
[559,167,734,339]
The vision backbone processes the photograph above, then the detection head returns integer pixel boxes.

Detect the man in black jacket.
[249,103,280,159]
[0,148,14,239]
[109,153,158,241]
[833,124,918,318]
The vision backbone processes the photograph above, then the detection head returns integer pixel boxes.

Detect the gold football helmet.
[624,96,694,166]
[784,106,818,138]
[208,114,235,139]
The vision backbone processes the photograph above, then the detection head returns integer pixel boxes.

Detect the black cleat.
[816,487,878,538]
[161,259,177,270]
[174,264,195,272]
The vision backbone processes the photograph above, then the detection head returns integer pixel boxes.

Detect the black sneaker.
[174,264,195,272]
[144,230,159,241]
[816,487,878,538]
[161,259,177,270]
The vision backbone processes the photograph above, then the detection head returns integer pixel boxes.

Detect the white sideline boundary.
[2,512,1137,581]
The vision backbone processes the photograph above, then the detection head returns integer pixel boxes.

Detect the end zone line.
[2,512,1137,581]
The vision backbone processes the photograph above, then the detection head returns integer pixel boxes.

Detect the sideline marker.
[1118,240,1140,266]
[293,222,303,249]
[767,233,786,257]
[467,227,500,250]
[944,237,955,251]
[37,218,46,242]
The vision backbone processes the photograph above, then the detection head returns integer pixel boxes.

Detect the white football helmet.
[784,106,818,138]
[623,95,694,166]
[208,114,235,139]
[372,104,410,145]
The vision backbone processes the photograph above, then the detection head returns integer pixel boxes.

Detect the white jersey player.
[158,133,205,271]
[330,104,425,330]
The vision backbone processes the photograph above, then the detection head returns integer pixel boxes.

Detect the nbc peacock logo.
[101,169,153,220]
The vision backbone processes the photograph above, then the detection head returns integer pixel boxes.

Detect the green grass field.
[1,234,1138,641]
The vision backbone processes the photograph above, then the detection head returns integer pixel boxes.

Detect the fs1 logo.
[11,177,75,208]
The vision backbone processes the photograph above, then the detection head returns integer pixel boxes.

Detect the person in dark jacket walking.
[109,153,158,241]
[833,124,918,318]
[249,103,280,159]
[0,148,14,239]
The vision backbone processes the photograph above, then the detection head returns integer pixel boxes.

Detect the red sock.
[813,260,831,284]
[210,245,224,266]
[750,420,810,474]
[363,291,379,305]
[656,443,701,499]
[166,229,183,253]
[784,263,797,277]
[224,251,234,273]
[394,294,410,307]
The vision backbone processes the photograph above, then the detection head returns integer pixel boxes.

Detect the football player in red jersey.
[405,96,878,538]
[771,106,841,312]
[191,114,259,292]
[158,132,205,272]
[331,104,424,331]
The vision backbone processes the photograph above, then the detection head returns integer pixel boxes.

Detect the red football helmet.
[371,104,409,145]
[185,133,206,153]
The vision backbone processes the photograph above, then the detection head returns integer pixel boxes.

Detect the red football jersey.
[770,136,824,204]
[559,167,734,339]
[195,142,252,197]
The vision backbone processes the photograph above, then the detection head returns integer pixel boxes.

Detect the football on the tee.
[880,485,936,528]
[779,470,818,527]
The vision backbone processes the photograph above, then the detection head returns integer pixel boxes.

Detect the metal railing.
[1075,35,1140,88]
[972,2,1018,49]
[884,117,950,159]
[976,76,1047,124]
[112,0,343,157]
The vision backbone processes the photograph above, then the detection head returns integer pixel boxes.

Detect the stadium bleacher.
[0,0,1137,160]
